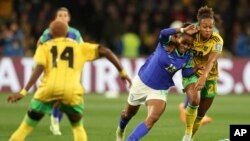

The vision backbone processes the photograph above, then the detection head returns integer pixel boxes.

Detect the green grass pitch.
[0,93,249,141]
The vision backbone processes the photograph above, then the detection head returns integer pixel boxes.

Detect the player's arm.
[195,34,223,91]
[98,46,132,87]
[160,25,197,52]
[182,53,204,78]
[7,44,46,103]
[195,51,220,91]
[7,65,44,103]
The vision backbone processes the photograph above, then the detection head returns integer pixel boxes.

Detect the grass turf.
[0,93,249,141]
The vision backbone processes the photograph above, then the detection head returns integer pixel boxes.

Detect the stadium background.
[0,0,250,141]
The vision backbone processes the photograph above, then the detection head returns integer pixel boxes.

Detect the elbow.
[99,46,112,57]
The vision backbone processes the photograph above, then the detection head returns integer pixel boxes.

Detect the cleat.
[116,126,125,141]
[50,115,62,135]
[179,103,186,123]
[201,115,212,125]
[182,134,192,141]
[50,125,62,135]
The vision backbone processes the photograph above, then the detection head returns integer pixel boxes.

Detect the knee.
[67,114,82,125]
[145,115,160,129]
[121,109,136,119]
[27,110,44,121]
[189,99,200,106]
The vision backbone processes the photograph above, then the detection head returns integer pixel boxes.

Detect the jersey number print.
[50,46,74,68]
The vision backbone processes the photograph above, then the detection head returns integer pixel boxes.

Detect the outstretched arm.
[98,46,132,88]
[7,65,44,103]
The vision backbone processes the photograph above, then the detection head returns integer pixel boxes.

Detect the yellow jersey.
[33,37,99,105]
[192,32,223,80]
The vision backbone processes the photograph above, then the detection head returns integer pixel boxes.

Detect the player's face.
[177,35,193,54]
[55,10,70,25]
[198,18,214,40]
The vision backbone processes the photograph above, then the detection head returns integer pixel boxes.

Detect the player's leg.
[179,96,189,123]
[62,103,87,141]
[127,99,166,141]
[192,97,214,138]
[116,75,142,141]
[179,95,212,125]
[116,104,140,141]
[182,76,200,141]
[50,101,63,135]
[9,99,48,141]
[191,80,216,138]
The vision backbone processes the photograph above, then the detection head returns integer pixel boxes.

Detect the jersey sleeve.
[181,53,195,77]
[81,43,99,61]
[68,27,84,43]
[34,44,47,66]
[211,33,223,54]
[38,29,51,44]
[75,30,84,43]
[159,28,176,43]
[159,28,177,50]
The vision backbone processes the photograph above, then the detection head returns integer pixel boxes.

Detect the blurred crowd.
[0,0,249,57]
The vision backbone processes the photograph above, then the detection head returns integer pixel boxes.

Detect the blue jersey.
[138,28,193,90]
[39,26,83,44]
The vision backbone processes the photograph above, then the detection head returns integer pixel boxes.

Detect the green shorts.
[30,99,84,115]
[183,75,217,98]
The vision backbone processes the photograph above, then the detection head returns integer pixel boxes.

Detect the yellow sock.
[72,125,87,141]
[9,121,33,141]
[185,104,198,135]
[192,116,202,137]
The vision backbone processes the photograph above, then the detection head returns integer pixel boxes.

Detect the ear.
[197,26,200,31]
[167,45,175,53]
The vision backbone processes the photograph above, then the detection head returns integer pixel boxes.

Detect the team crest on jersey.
[165,64,176,73]
[203,46,208,51]
[182,63,186,67]
[215,44,222,51]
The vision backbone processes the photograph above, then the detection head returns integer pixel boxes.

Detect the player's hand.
[195,75,206,91]
[119,69,132,88]
[7,93,24,103]
[121,75,132,88]
[184,24,198,35]
[193,65,205,72]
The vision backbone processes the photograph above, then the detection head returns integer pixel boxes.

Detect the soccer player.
[179,14,223,125]
[37,7,83,135]
[7,20,131,141]
[37,7,83,44]
[115,23,198,141]
[181,6,223,141]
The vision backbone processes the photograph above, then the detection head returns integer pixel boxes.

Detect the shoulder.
[211,32,223,43]
[42,28,50,35]
[68,26,81,34]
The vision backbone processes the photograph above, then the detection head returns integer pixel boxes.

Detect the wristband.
[120,69,127,77]
[180,28,184,33]
[20,89,27,96]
